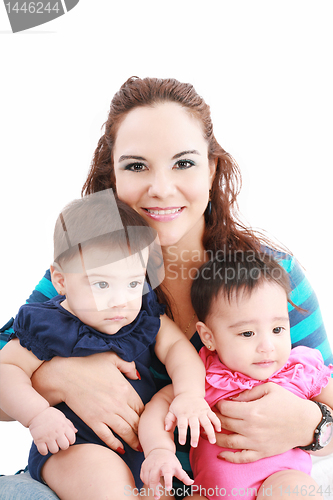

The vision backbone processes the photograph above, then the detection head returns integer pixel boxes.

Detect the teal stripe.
[176,451,191,471]
[149,366,170,381]
[290,308,323,343]
[278,255,295,274]
[33,277,57,300]
[0,339,8,349]
[289,277,313,307]
[316,337,333,365]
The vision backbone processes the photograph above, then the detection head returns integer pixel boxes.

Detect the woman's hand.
[212,382,322,463]
[31,352,144,452]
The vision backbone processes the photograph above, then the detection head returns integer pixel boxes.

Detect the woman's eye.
[94,281,109,290]
[273,327,284,334]
[125,163,147,173]
[240,331,254,338]
[174,160,195,170]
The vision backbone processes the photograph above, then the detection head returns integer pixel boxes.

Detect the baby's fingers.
[187,417,200,447]
[199,412,221,444]
[174,468,194,486]
[176,416,189,445]
[65,423,78,446]
[36,442,48,456]
[209,409,222,433]
[164,410,177,432]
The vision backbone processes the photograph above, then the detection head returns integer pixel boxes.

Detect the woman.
[1,77,332,499]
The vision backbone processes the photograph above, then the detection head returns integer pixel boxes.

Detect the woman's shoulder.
[260,245,295,272]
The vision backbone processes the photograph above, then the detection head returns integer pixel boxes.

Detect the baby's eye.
[273,327,284,334]
[128,281,141,289]
[240,331,255,338]
[94,281,109,290]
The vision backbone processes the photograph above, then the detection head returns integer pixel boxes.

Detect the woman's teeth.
[146,208,182,215]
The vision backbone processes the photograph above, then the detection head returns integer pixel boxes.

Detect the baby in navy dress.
[138,252,333,500]
[0,190,220,499]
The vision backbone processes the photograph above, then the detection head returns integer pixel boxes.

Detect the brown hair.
[82,76,265,256]
[54,192,157,276]
[191,251,301,322]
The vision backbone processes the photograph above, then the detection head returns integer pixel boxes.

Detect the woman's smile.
[142,206,184,221]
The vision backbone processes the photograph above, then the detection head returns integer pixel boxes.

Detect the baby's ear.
[50,263,66,295]
[196,321,216,351]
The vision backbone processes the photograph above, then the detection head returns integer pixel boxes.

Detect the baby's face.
[61,249,148,335]
[205,281,291,380]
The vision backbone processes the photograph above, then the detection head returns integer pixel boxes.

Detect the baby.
[139,252,333,500]
[0,190,220,499]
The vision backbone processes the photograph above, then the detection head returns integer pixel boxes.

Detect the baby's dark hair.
[191,251,296,322]
[54,190,157,272]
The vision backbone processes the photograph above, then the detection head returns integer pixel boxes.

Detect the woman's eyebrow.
[118,155,147,162]
[172,150,201,159]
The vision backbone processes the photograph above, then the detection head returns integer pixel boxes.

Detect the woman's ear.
[196,321,216,351]
[50,263,66,296]
[208,158,218,189]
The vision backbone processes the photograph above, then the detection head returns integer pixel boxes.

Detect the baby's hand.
[29,407,77,455]
[165,394,221,447]
[140,449,193,500]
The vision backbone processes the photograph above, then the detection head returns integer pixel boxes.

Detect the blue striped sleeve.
[0,270,57,350]
[278,254,333,365]
[26,269,57,303]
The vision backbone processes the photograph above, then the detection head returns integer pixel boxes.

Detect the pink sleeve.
[290,346,333,399]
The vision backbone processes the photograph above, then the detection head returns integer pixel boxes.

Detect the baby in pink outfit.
[139,252,333,500]
[189,252,333,500]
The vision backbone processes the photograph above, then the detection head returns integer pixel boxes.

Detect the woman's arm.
[310,377,333,456]
[31,351,144,452]
[214,382,328,463]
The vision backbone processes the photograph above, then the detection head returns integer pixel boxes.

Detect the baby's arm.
[0,338,77,455]
[139,385,193,499]
[155,315,221,447]
[309,376,333,456]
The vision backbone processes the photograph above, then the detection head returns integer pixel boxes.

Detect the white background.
[0,0,332,475]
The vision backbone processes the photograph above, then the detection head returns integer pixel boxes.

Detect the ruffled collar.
[199,345,331,404]
[51,289,165,361]
[12,287,165,362]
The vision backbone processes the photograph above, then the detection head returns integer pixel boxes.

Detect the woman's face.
[113,102,215,249]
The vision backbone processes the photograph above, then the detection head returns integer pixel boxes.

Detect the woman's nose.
[147,170,177,198]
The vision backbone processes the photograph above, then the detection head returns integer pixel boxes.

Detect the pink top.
[199,345,333,408]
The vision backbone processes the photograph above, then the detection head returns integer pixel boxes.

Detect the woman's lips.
[142,207,184,222]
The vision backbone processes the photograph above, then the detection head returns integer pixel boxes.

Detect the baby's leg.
[42,443,137,500]
[258,470,321,500]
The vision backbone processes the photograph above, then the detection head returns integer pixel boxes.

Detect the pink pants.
[190,439,312,499]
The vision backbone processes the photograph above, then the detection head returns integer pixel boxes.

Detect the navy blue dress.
[11,289,165,489]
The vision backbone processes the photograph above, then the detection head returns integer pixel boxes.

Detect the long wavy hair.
[82,76,268,256]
